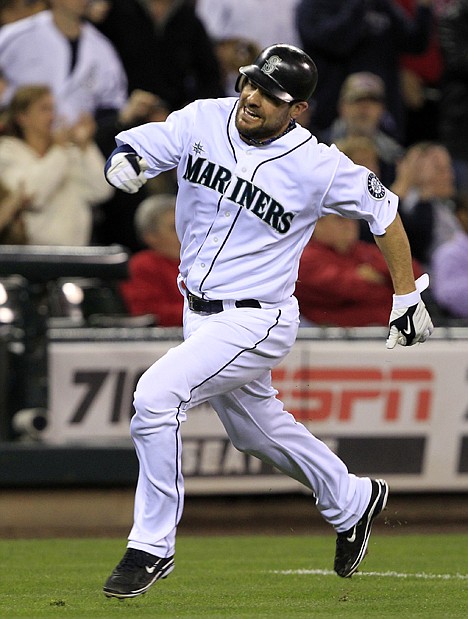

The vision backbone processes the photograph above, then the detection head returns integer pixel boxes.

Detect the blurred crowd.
[0,0,467,327]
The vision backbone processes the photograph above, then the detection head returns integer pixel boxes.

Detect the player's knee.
[132,363,189,414]
[131,378,190,441]
[132,386,185,419]
[230,434,270,456]
[130,397,187,438]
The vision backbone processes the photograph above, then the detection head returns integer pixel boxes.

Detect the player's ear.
[235,75,248,94]
[290,101,309,120]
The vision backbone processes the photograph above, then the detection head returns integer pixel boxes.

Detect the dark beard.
[237,118,297,146]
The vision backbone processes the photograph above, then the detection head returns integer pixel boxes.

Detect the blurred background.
[0,0,467,536]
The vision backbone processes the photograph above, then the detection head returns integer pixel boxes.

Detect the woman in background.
[0,84,113,245]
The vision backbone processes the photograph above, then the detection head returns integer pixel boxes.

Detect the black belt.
[187,291,261,314]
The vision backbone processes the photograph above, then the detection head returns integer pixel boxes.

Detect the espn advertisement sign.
[45,336,468,492]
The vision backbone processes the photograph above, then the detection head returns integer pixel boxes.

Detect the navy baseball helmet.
[235,44,318,103]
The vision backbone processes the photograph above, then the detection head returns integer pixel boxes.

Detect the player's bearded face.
[236,80,292,142]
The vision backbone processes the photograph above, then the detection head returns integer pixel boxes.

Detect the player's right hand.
[105,150,148,194]
[386,274,434,349]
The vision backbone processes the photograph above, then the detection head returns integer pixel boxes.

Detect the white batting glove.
[386,273,434,349]
[105,150,149,194]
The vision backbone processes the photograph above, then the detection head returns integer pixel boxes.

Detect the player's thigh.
[134,304,298,412]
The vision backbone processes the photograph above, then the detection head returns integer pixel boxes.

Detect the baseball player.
[102,44,433,599]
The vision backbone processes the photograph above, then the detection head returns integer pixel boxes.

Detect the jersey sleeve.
[115,103,196,176]
[320,148,399,236]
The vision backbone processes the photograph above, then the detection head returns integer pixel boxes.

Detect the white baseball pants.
[127,296,372,558]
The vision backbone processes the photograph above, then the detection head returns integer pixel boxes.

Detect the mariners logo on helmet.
[367,172,386,200]
[236,44,318,103]
[261,55,282,76]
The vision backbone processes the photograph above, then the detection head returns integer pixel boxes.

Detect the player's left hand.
[386,273,434,349]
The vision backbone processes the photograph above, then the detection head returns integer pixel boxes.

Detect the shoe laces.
[117,548,156,572]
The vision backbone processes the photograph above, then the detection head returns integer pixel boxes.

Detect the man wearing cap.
[101,43,433,600]
[322,72,405,187]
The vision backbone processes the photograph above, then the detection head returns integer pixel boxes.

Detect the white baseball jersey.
[117,97,398,303]
[0,10,128,123]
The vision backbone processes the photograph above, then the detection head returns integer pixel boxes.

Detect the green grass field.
[0,535,467,618]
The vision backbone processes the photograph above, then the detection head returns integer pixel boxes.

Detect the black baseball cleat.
[334,478,389,578]
[103,548,175,599]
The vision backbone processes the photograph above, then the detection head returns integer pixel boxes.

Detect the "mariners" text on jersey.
[183,155,295,234]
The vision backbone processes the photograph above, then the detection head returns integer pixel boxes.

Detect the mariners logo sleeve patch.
[367,172,386,200]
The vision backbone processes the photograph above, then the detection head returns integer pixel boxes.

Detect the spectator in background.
[119,194,183,327]
[0,0,128,126]
[321,72,405,186]
[296,0,433,141]
[438,0,468,191]
[392,141,460,271]
[88,0,225,112]
[432,192,468,319]
[0,84,113,245]
[195,0,301,95]
[296,213,422,327]
[0,0,45,25]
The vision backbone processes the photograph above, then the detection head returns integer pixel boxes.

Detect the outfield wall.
[39,326,468,494]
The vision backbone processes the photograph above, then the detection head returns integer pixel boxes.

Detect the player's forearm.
[373,214,417,295]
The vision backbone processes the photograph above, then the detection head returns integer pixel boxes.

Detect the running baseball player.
[102,44,434,599]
